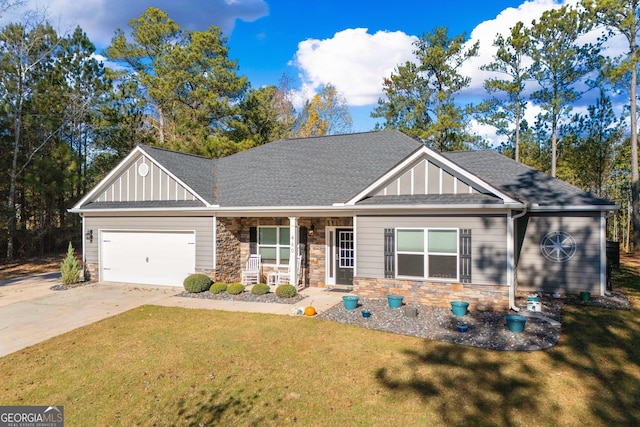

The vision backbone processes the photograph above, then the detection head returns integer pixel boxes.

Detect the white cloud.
[5,0,268,47]
[289,28,417,107]
[461,0,577,97]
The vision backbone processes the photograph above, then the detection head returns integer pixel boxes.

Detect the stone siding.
[215,218,243,283]
[213,216,353,286]
[353,277,510,311]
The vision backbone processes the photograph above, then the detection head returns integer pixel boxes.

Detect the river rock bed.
[176,289,307,305]
[315,290,631,352]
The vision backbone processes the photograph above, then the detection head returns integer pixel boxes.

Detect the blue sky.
[6,0,623,139]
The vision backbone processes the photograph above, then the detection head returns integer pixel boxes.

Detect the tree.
[561,89,621,195]
[477,22,530,162]
[60,241,80,284]
[105,7,248,154]
[58,26,110,198]
[373,26,479,151]
[295,83,352,137]
[105,7,181,145]
[584,0,640,250]
[0,19,61,258]
[528,4,600,177]
[229,84,295,147]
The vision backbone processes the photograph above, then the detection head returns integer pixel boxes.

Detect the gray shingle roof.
[442,150,615,207]
[213,130,421,206]
[139,145,216,202]
[81,200,206,210]
[357,193,503,206]
[119,131,615,211]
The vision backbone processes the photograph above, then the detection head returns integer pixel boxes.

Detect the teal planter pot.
[580,291,591,301]
[505,315,527,333]
[342,295,359,310]
[387,294,404,309]
[450,301,469,317]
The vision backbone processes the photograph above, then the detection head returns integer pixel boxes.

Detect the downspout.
[602,210,617,297]
[509,205,529,312]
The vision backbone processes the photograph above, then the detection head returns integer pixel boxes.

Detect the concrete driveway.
[0,274,342,358]
[0,274,181,358]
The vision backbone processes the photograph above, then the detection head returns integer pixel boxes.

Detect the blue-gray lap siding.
[355,214,509,286]
[516,213,602,294]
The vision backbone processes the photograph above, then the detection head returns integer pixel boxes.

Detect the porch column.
[289,216,298,286]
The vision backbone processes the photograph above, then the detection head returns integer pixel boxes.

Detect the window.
[396,228,458,279]
[258,226,290,265]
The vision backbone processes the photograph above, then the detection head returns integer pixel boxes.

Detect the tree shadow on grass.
[374,263,640,426]
[375,343,551,426]
[175,388,270,427]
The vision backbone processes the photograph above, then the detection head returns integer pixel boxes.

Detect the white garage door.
[101,231,195,286]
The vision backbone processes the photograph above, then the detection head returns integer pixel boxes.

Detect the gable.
[375,158,480,197]
[92,154,199,204]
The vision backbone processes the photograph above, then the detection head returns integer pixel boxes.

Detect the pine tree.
[61,242,81,285]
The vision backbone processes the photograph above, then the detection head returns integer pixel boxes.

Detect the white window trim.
[395,227,459,281]
[258,226,291,266]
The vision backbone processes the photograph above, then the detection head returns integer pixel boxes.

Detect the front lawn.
[1,258,639,426]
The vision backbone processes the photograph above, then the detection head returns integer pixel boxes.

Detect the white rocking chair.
[276,255,302,288]
[241,254,261,285]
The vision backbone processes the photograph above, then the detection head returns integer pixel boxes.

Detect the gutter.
[509,205,529,312]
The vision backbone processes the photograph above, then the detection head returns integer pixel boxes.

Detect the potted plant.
[342,295,359,310]
[387,294,404,309]
[450,301,469,317]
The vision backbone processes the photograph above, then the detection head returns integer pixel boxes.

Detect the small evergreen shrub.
[275,284,297,298]
[209,282,227,294]
[60,242,81,285]
[251,283,270,295]
[227,282,245,295]
[183,273,212,293]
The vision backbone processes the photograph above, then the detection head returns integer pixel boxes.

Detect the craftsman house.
[70,130,618,310]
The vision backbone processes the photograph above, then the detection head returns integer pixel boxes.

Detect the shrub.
[275,284,297,298]
[209,282,227,294]
[251,283,270,295]
[60,242,81,285]
[183,273,212,293]
[227,282,245,295]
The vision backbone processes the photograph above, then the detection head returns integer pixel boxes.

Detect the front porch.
[214,216,354,288]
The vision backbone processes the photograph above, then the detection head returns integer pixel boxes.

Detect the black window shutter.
[299,226,308,267]
[459,229,472,283]
[384,228,395,278]
[249,227,257,255]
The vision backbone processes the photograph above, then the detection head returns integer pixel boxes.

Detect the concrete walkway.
[0,275,345,358]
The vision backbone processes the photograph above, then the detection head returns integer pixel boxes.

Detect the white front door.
[101,231,195,286]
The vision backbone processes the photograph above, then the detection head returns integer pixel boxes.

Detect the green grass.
[1,260,639,426]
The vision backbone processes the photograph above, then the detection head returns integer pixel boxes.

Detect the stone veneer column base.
[353,277,510,312]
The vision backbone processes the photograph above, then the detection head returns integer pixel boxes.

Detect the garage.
[101,231,195,286]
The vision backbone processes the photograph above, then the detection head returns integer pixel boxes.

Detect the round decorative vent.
[138,163,149,177]
[540,231,576,263]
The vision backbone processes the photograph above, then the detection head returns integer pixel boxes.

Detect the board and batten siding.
[356,214,509,286]
[94,155,197,203]
[516,213,601,293]
[375,159,477,197]
[84,216,214,270]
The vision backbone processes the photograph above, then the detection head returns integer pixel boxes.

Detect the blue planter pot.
[506,315,527,333]
[342,295,359,310]
[387,294,404,309]
[450,301,469,317]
